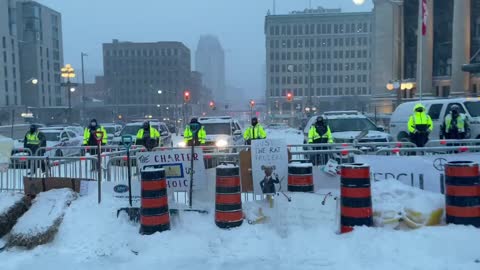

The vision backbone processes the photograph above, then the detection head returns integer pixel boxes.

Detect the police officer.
[136,121,160,151]
[408,103,433,147]
[82,119,107,170]
[24,124,46,174]
[441,105,469,140]
[183,118,206,146]
[243,117,267,145]
[307,116,333,165]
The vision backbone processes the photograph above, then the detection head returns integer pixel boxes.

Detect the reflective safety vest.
[184,126,206,144]
[408,113,433,133]
[26,132,41,145]
[445,113,466,133]
[83,126,108,145]
[243,125,267,141]
[308,125,333,143]
[136,127,160,140]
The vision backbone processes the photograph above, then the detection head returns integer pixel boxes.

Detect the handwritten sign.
[136,149,206,191]
[251,139,288,195]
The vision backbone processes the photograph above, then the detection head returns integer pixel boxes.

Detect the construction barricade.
[140,168,170,234]
[215,165,243,229]
[445,161,480,227]
[340,163,373,233]
[288,162,314,192]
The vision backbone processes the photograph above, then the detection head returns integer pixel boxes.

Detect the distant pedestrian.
[24,124,46,175]
[408,103,433,147]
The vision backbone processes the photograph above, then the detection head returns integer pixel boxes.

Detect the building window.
[3,52,6,63]
[2,37,5,48]
[334,24,338,34]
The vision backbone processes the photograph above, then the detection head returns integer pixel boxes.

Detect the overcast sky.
[36,0,373,100]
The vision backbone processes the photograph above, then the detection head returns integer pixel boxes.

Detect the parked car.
[303,111,393,144]
[179,116,243,151]
[112,121,172,147]
[102,124,123,145]
[38,128,84,157]
[390,98,480,141]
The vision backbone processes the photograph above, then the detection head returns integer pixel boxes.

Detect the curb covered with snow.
[8,189,77,249]
[0,193,30,237]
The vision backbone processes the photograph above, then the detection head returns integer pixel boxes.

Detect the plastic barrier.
[288,162,314,192]
[445,161,480,227]
[215,165,243,229]
[140,168,170,234]
[340,163,373,233]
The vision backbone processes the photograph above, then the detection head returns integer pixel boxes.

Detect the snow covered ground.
[1,178,479,270]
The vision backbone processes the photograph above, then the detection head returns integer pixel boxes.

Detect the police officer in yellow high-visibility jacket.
[82,119,107,171]
[243,117,267,145]
[184,118,206,146]
[24,124,46,174]
[308,116,333,165]
[308,116,333,144]
[136,121,160,151]
[441,105,469,140]
[408,103,433,147]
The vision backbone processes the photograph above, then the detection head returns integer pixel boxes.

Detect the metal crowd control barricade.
[425,139,480,149]
[375,145,480,156]
[1,156,99,192]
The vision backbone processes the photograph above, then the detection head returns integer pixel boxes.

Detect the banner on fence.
[80,180,142,207]
[251,139,289,195]
[135,149,206,191]
[354,153,480,193]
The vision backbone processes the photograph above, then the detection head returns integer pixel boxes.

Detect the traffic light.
[249,100,255,108]
[286,92,293,102]
[209,101,216,110]
[183,90,191,103]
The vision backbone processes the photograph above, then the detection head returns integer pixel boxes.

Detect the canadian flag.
[422,0,428,36]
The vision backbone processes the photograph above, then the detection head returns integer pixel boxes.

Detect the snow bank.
[0,136,14,172]
[1,181,480,269]
[372,179,444,215]
[0,193,29,237]
[8,188,77,248]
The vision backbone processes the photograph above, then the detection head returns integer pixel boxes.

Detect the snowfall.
[0,130,479,270]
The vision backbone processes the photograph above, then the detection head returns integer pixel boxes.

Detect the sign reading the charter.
[136,149,206,191]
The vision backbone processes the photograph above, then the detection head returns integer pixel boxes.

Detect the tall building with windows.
[195,35,226,102]
[265,7,373,120]
[0,0,22,107]
[103,39,191,116]
[0,0,64,108]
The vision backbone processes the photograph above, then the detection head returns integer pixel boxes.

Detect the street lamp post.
[61,64,77,122]
[81,53,87,123]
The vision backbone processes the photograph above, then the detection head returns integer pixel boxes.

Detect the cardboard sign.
[23,177,95,196]
[239,150,253,192]
[135,149,207,191]
[251,139,289,195]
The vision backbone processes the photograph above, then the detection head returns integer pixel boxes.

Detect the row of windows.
[269,86,370,97]
[269,50,370,61]
[269,62,369,73]
[3,80,18,93]
[106,69,186,79]
[114,79,182,86]
[270,74,369,84]
[105,48,182,58]
[1,37,15,50]
[2,51,16,65]
[105,58,183,67]
[268,22,371,36]
[269,37,369,49]
[3,95,19,106]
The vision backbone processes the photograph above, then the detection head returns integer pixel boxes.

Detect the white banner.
[135,149,207,191]
[354,153,480,193]
[251,139,289,195]
[80,180,142,207]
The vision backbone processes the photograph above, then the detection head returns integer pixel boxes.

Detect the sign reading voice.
[136,149,207,191]
[251,139,288,195]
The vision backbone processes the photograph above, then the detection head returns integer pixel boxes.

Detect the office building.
[0,0,64,108]
[103,39,191,116]
[195,35,226,102]
[265,7,373,119]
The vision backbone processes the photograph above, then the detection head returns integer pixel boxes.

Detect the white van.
[390,98,480,141]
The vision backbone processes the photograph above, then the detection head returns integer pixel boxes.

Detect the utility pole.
[81,53,87,124]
